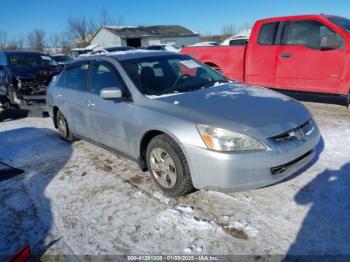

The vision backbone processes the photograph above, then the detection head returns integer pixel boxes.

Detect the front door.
[275,20,346,94]
[86,61,133,155]
[245,21,281,87]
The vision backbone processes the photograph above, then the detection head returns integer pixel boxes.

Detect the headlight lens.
[197,125,266,152]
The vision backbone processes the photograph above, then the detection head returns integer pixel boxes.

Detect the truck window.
[284,20,344,50]
[329,16,350,33]
[258,22,279,45]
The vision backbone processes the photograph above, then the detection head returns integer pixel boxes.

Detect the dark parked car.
[51,54,73,65]
[0,51,63,110]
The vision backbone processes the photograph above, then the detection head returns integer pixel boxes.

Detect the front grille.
[271,150,314,175]
[271,120,315,143]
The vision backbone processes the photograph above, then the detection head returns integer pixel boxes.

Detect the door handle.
[281,53,292,58]
[56,92,62,97]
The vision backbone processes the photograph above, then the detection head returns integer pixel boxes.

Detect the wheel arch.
[138,129,186,172]
[52,106,59,128]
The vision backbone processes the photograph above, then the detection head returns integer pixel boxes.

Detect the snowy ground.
[0,101,349,259]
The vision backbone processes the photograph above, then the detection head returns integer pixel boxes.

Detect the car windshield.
[121,54,228,96]
[329,16,350,33]
[8,53,58,68]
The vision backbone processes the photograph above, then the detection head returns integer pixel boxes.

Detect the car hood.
[149,83,311,139]
[10,65,62,81]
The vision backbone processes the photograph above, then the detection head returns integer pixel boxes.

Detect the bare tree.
[222,24,236,36]
[67,16,97,47]
[0,31,8,49]
[16,36,25,49]
[49,33,61,49]
[239,22,252,32]
[27,29,46,51]
[100,8,115,26]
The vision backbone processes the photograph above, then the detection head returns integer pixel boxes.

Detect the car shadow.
[0,109,29,122]
[0,127,72,260]
[286,161,350,257]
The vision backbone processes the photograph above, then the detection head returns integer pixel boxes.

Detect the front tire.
[146,134,194,197]
[56,110,75,142]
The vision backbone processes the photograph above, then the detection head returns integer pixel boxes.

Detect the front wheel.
[56,110,75,142]
[146,134,194,197]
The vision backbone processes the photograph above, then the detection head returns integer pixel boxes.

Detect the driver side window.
[285,20,344,50]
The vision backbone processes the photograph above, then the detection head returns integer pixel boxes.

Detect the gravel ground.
[0,101,349,260]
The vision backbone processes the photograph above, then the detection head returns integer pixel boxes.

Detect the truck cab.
[246,15,350,96]
[182,15,350,106]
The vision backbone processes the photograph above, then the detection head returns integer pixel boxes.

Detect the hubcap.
[58,115,67,138]
[149,148,177,189]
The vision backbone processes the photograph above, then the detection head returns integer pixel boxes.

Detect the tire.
[347,94,350,112]
[56,110,75,142]
[146,134,194,197]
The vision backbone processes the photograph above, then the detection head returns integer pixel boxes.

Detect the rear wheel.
[347,93,350,112]
[56,110,75,142]
[146,134,194,197]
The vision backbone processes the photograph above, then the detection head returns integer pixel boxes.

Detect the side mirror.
[100,87,123,100]
[0,65,4,70]
[321,34,343,51]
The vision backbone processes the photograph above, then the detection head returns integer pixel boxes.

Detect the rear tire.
[146,134,194,197]
[56,110,75,142]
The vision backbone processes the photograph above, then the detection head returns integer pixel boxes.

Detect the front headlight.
[197,125,266,152]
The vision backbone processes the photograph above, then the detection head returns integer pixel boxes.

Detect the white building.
[90,25,199,48]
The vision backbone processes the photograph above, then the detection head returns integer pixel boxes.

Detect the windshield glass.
[329,16,350,33]
[8,53,58,68]
[121,55,228,96]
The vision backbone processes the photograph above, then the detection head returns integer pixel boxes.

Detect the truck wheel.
[146,134,194,197]
[56,110,75,142]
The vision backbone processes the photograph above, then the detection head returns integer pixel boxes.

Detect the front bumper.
[183,125,320,192]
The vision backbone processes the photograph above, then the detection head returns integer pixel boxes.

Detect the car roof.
[256,14,337,24]
[51,54,69,57]
[76,50,182,62]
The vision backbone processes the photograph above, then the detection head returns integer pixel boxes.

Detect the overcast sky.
[1,0,350,38]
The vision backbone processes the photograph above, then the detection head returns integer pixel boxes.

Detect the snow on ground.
[0,101,349,259]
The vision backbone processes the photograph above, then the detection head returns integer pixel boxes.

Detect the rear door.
[245,21,281,87]
[86,60,133,155]
[59,62,92,138]
[275,20,346,94]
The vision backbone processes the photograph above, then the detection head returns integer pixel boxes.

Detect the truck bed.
[181,46,246,82]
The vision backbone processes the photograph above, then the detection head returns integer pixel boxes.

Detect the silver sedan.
[47,51,320,196]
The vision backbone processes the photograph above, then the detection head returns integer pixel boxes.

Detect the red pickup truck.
[182,15,350,108]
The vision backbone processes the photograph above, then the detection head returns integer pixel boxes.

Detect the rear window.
[258,22,279,45]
